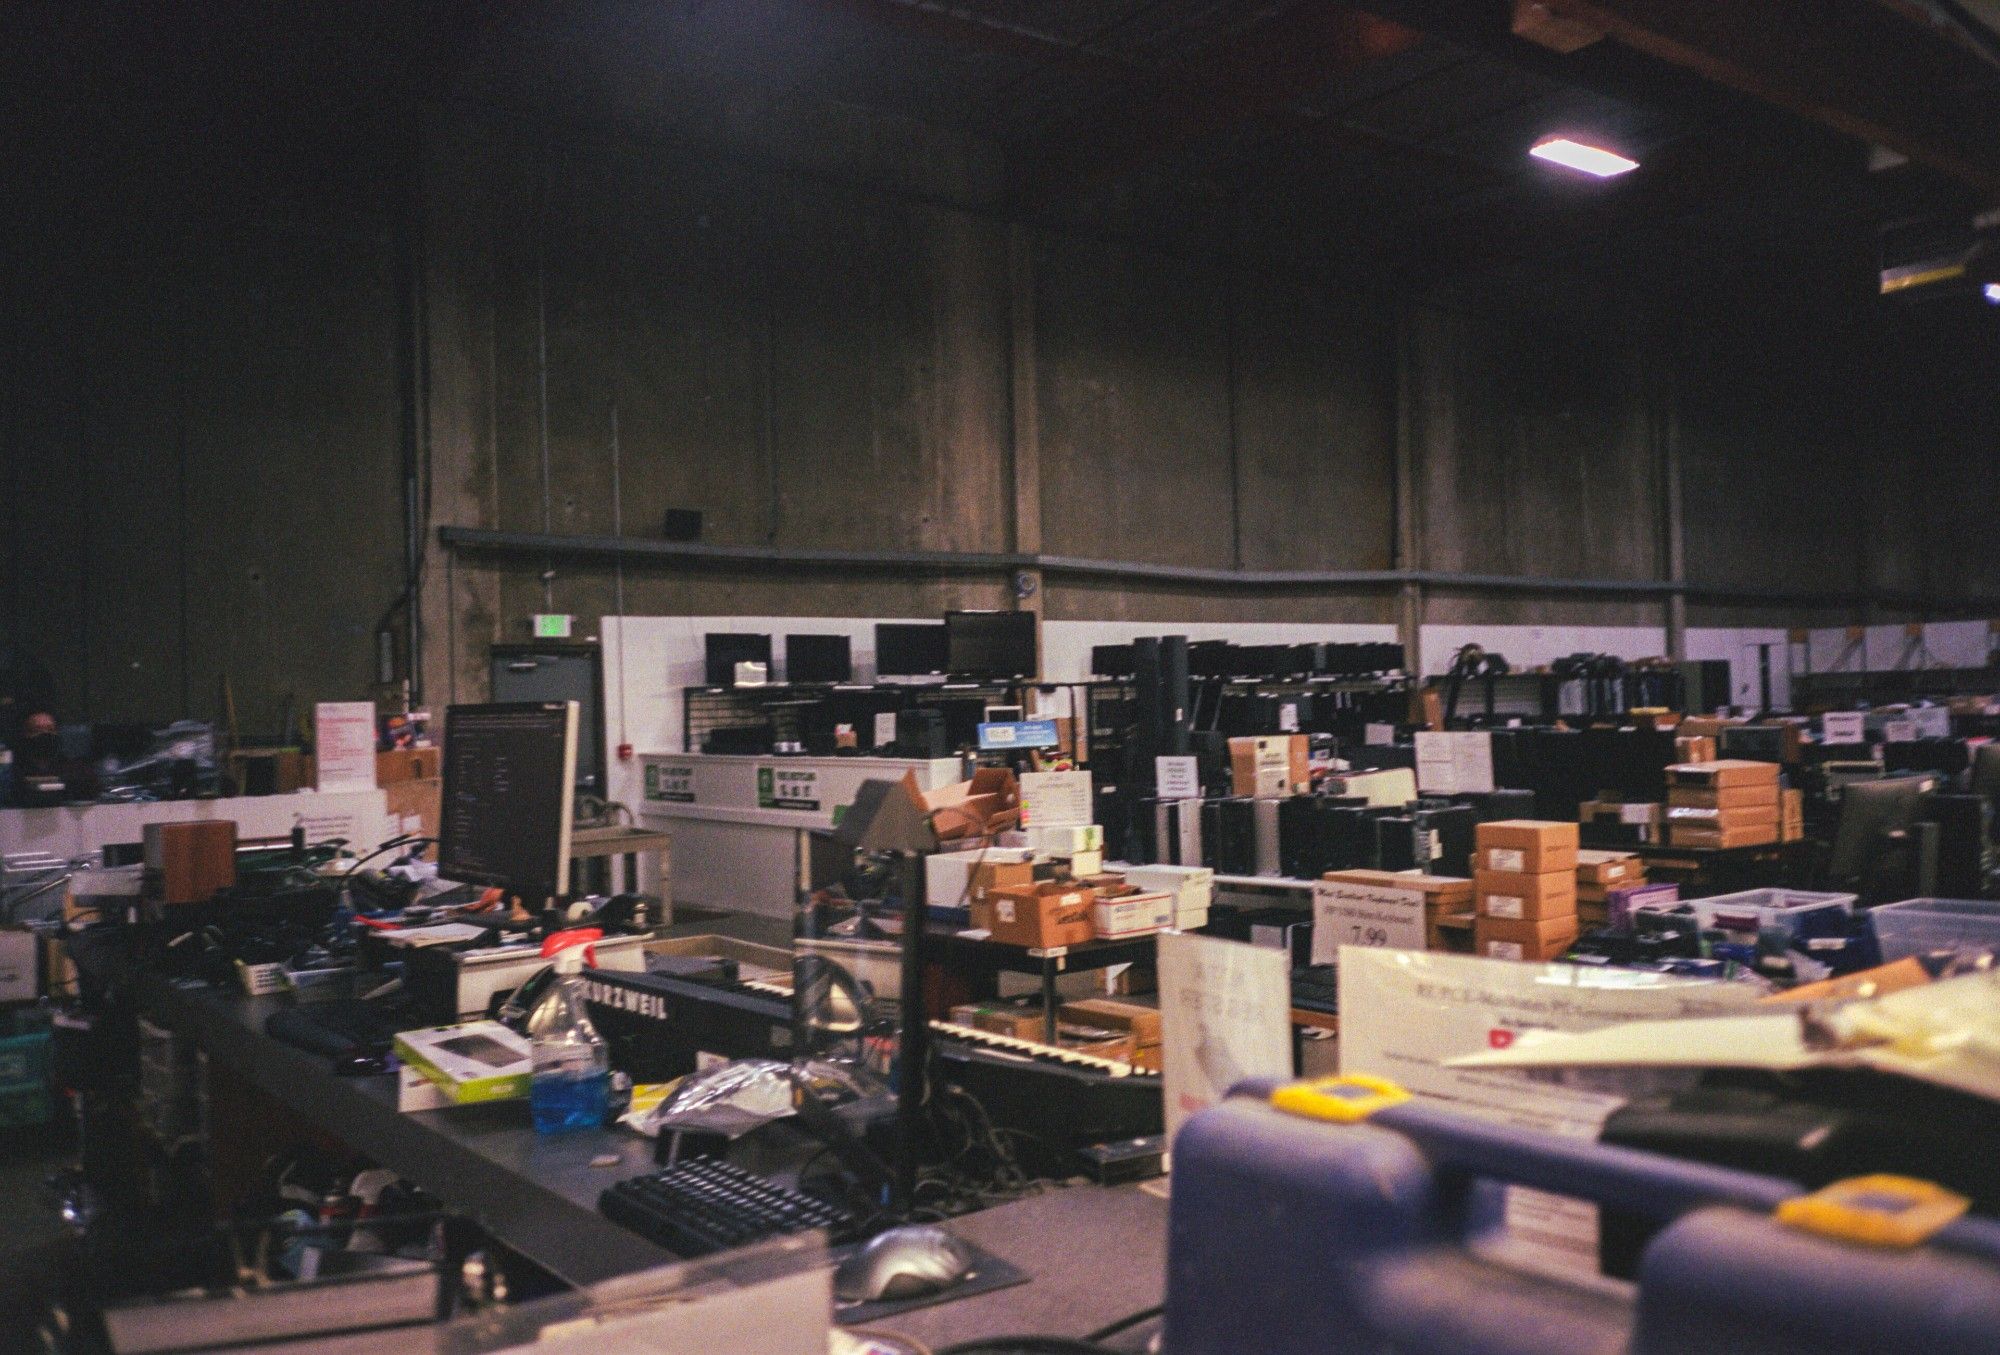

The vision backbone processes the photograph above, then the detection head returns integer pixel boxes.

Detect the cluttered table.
[106,909,1169,1346]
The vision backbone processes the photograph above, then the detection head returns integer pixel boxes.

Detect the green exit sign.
[532,613,572,639]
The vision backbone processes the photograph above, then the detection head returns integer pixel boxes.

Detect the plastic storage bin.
[1682,888,1854,942]
[1870,896,2000,962]
[0,1029,53,1129]
[1167,1079,2000,1355]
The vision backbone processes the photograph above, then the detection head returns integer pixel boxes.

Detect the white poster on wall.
[314,702,378,791]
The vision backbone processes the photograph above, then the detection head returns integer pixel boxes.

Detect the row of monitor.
[705,612,1039,687]
[1091,639,1406,681]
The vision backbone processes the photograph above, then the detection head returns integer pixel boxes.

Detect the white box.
[1024,824,1103,856]
[925,847,1033,907]
[1121,863,1215,924]
[1057,848,1104,878]
[1094,891,1173,939]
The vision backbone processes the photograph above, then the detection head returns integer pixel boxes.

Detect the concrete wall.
[9,4,1998,735]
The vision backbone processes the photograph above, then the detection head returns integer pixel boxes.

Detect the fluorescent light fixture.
[1530,137,1639,177]
[1983,282,2000,305]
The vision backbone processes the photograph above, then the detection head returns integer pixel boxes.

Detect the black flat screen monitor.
[945,610,1037,680]
[490,644,605,794]
[786,634,853,685]
[705,633,773,687]
[440,702,577,907]
[875,623,948,678]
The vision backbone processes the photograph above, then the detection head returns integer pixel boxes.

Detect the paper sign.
[873,712,898,748]
[1156,756,1201,801]
[1414,731,1494,796]
[314,702,378,790]
[1312,879,1427,963]
[1338,949,1767,1279]
[1821,711,1866,745]
[1883,720,1918,745]
[757,766,819,811]
[644,763,695,803]
[1019,770,1093,828]
[1365,723,1396,746]
[1278,702,1300,733]
[1157,932,1291,1148]
[1912,706,1951,738]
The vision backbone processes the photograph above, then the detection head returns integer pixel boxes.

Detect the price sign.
[1312,879,1427,964]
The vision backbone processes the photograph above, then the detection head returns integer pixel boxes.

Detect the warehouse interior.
[5,3,2000,1352]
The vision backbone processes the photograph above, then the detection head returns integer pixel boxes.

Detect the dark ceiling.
[17,0,1999,308]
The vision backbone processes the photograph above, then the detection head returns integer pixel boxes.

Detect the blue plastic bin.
[1870,896,2000,962]
[1166,1081,2000,1355]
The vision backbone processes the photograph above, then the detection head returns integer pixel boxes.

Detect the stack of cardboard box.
[1575,849,1645,931]
[1472,820,1580,961]
[1665,760,1780,848]
[1228,734,1310,797]
[1060,997,1161,1071]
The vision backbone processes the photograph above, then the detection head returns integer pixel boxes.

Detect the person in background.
[0,636,58,751]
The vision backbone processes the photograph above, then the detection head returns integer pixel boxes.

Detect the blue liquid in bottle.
[532,1067,611,1134]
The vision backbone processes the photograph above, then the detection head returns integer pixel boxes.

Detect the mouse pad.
[833,1239,1028,1327]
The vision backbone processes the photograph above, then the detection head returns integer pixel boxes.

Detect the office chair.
[1824,776,1937,905]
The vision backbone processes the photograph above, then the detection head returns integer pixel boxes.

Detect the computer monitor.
[489,643,606,794]
[1827,775,1929,889]
[785,634,852,685]
[439,702,578,908]
[945,610,1037,680]
[875,622,948,678]
[704,633,772,687]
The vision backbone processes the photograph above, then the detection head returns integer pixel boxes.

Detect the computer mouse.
[833,1225,974,1304]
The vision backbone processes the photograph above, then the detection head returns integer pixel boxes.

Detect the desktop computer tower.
[1253,798,1283,877]
[1131,797,1163,865]
[1202,798,1259,876]
[1162,636,1191,757]
[1155,799,1204,868]
[1421,801,1476,877]
[1279,797,1325,879]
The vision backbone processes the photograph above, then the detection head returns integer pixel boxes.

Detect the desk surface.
[124,908,1168,1347]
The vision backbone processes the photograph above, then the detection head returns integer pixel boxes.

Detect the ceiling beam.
[1529,0,2000,194]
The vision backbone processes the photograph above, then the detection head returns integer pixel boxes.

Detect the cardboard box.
[1092,891,1173,939]
[1059,997,1162,1047]
[1130,1044,1163,1073]
[926,847,1033,908]
[377,747,441,785]
[986,883,1096,949]
[1054,848,1105,879]
[1667,783,1779,810]
[1669,825,1777,849]
[1579,799,1664,845]
[1666,804,1780,831]
[1475,869,1578,921]
[964,860,1039,931]
[1428,910,1477,953]
[1473,821,1579,875]
[385,777,441,842]
[1575,849,1643,887]
[1319,869,1475,907]
[1474,914,1579,962]
[1666,759,1780,789]
[950,1001,1048,1042]
[1781,787,1805,842]
[1229,735,1309,798]
[1120,864,1215,925]
[1577,875,1648,904]
[1674,735,1717,764]
[143,821,238,906]
[925,767,1022,842]
[1061,1027,1136,1064]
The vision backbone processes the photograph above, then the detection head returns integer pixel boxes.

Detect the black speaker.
[1202,797,1258,875]
[1161,635,1191,757]
[1926,793,1992,899]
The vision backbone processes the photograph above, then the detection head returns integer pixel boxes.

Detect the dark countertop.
[124,905,1171,1345]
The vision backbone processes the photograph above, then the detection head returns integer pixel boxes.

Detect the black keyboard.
[599,1158,857,1258]
[1291,964,1338,1015]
